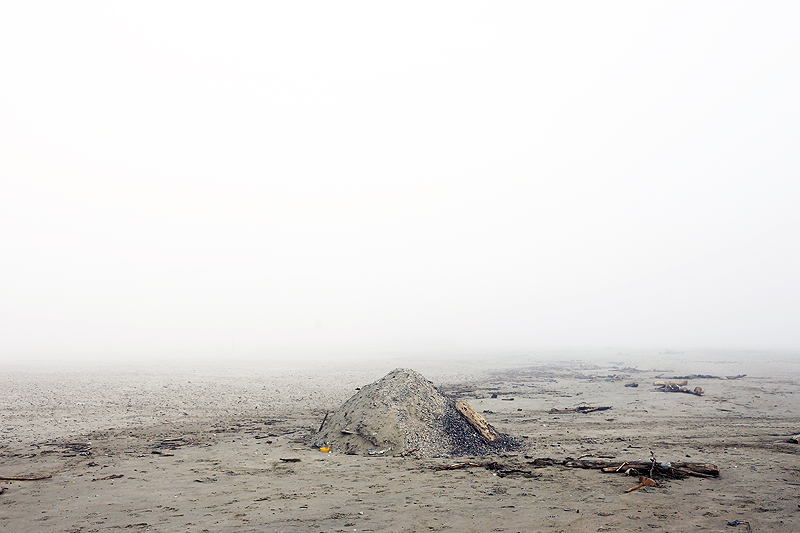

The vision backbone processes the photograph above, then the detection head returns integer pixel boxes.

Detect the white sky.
[2,2,799,361]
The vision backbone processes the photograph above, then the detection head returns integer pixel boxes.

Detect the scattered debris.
[155,437,192,450]
[625,476,657,492]
[549,405,611,414]
[727,520,752,532]
[151,450,174,456]
[56,442,92,457]
[624,382,639,388]
[367,448,391,456]
[432,461,535,478]
[654,381,704,396]
[92,474,123,481]
[279,458,301,463]
[0,475,52,481]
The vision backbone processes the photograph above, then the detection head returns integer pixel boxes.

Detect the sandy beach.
[2,350,799,532]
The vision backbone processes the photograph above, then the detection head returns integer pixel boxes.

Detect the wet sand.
[1,351,799,532]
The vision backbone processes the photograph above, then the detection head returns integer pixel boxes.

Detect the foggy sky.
[2,2,799,362]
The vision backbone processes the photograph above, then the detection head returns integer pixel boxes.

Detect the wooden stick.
[317,411,329,433]
[0,475,52,481]
[91,474,123,481]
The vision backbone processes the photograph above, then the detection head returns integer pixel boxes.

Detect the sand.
[1,351,799,532]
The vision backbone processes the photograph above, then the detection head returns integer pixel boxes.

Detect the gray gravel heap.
[314,368,522,457]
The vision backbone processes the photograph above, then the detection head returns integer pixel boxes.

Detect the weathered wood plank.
[455,400,498,442]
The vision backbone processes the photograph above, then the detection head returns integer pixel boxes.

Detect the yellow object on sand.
[320,447,330,452]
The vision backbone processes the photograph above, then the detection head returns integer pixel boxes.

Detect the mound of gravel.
[314,368,522,457]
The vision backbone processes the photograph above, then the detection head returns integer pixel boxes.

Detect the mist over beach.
[2,2,799,367]
[1,2,799,531]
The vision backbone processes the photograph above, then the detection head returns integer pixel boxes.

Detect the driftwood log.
[91,474,123,482]
[562,459,719,478]
[0,475,52,481]
[455,401,498,441]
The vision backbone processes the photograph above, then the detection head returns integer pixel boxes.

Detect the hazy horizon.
[2,2,799,364]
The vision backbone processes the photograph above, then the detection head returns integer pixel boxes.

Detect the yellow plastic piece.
[320,447,330,452]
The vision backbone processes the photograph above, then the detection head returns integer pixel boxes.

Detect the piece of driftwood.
[549,405,611,414]
[317,412,329,433]
[626,476,657,492]
[455,400,498,441]
[654,382,704,396]
[563,459,719,478]
[279,458,301,462]
[92,474,123,481]
[0,475,52,481]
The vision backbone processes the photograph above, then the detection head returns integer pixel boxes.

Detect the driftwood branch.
[549,405,611,414]
[91,474,123,481]
[0,475,52,481]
